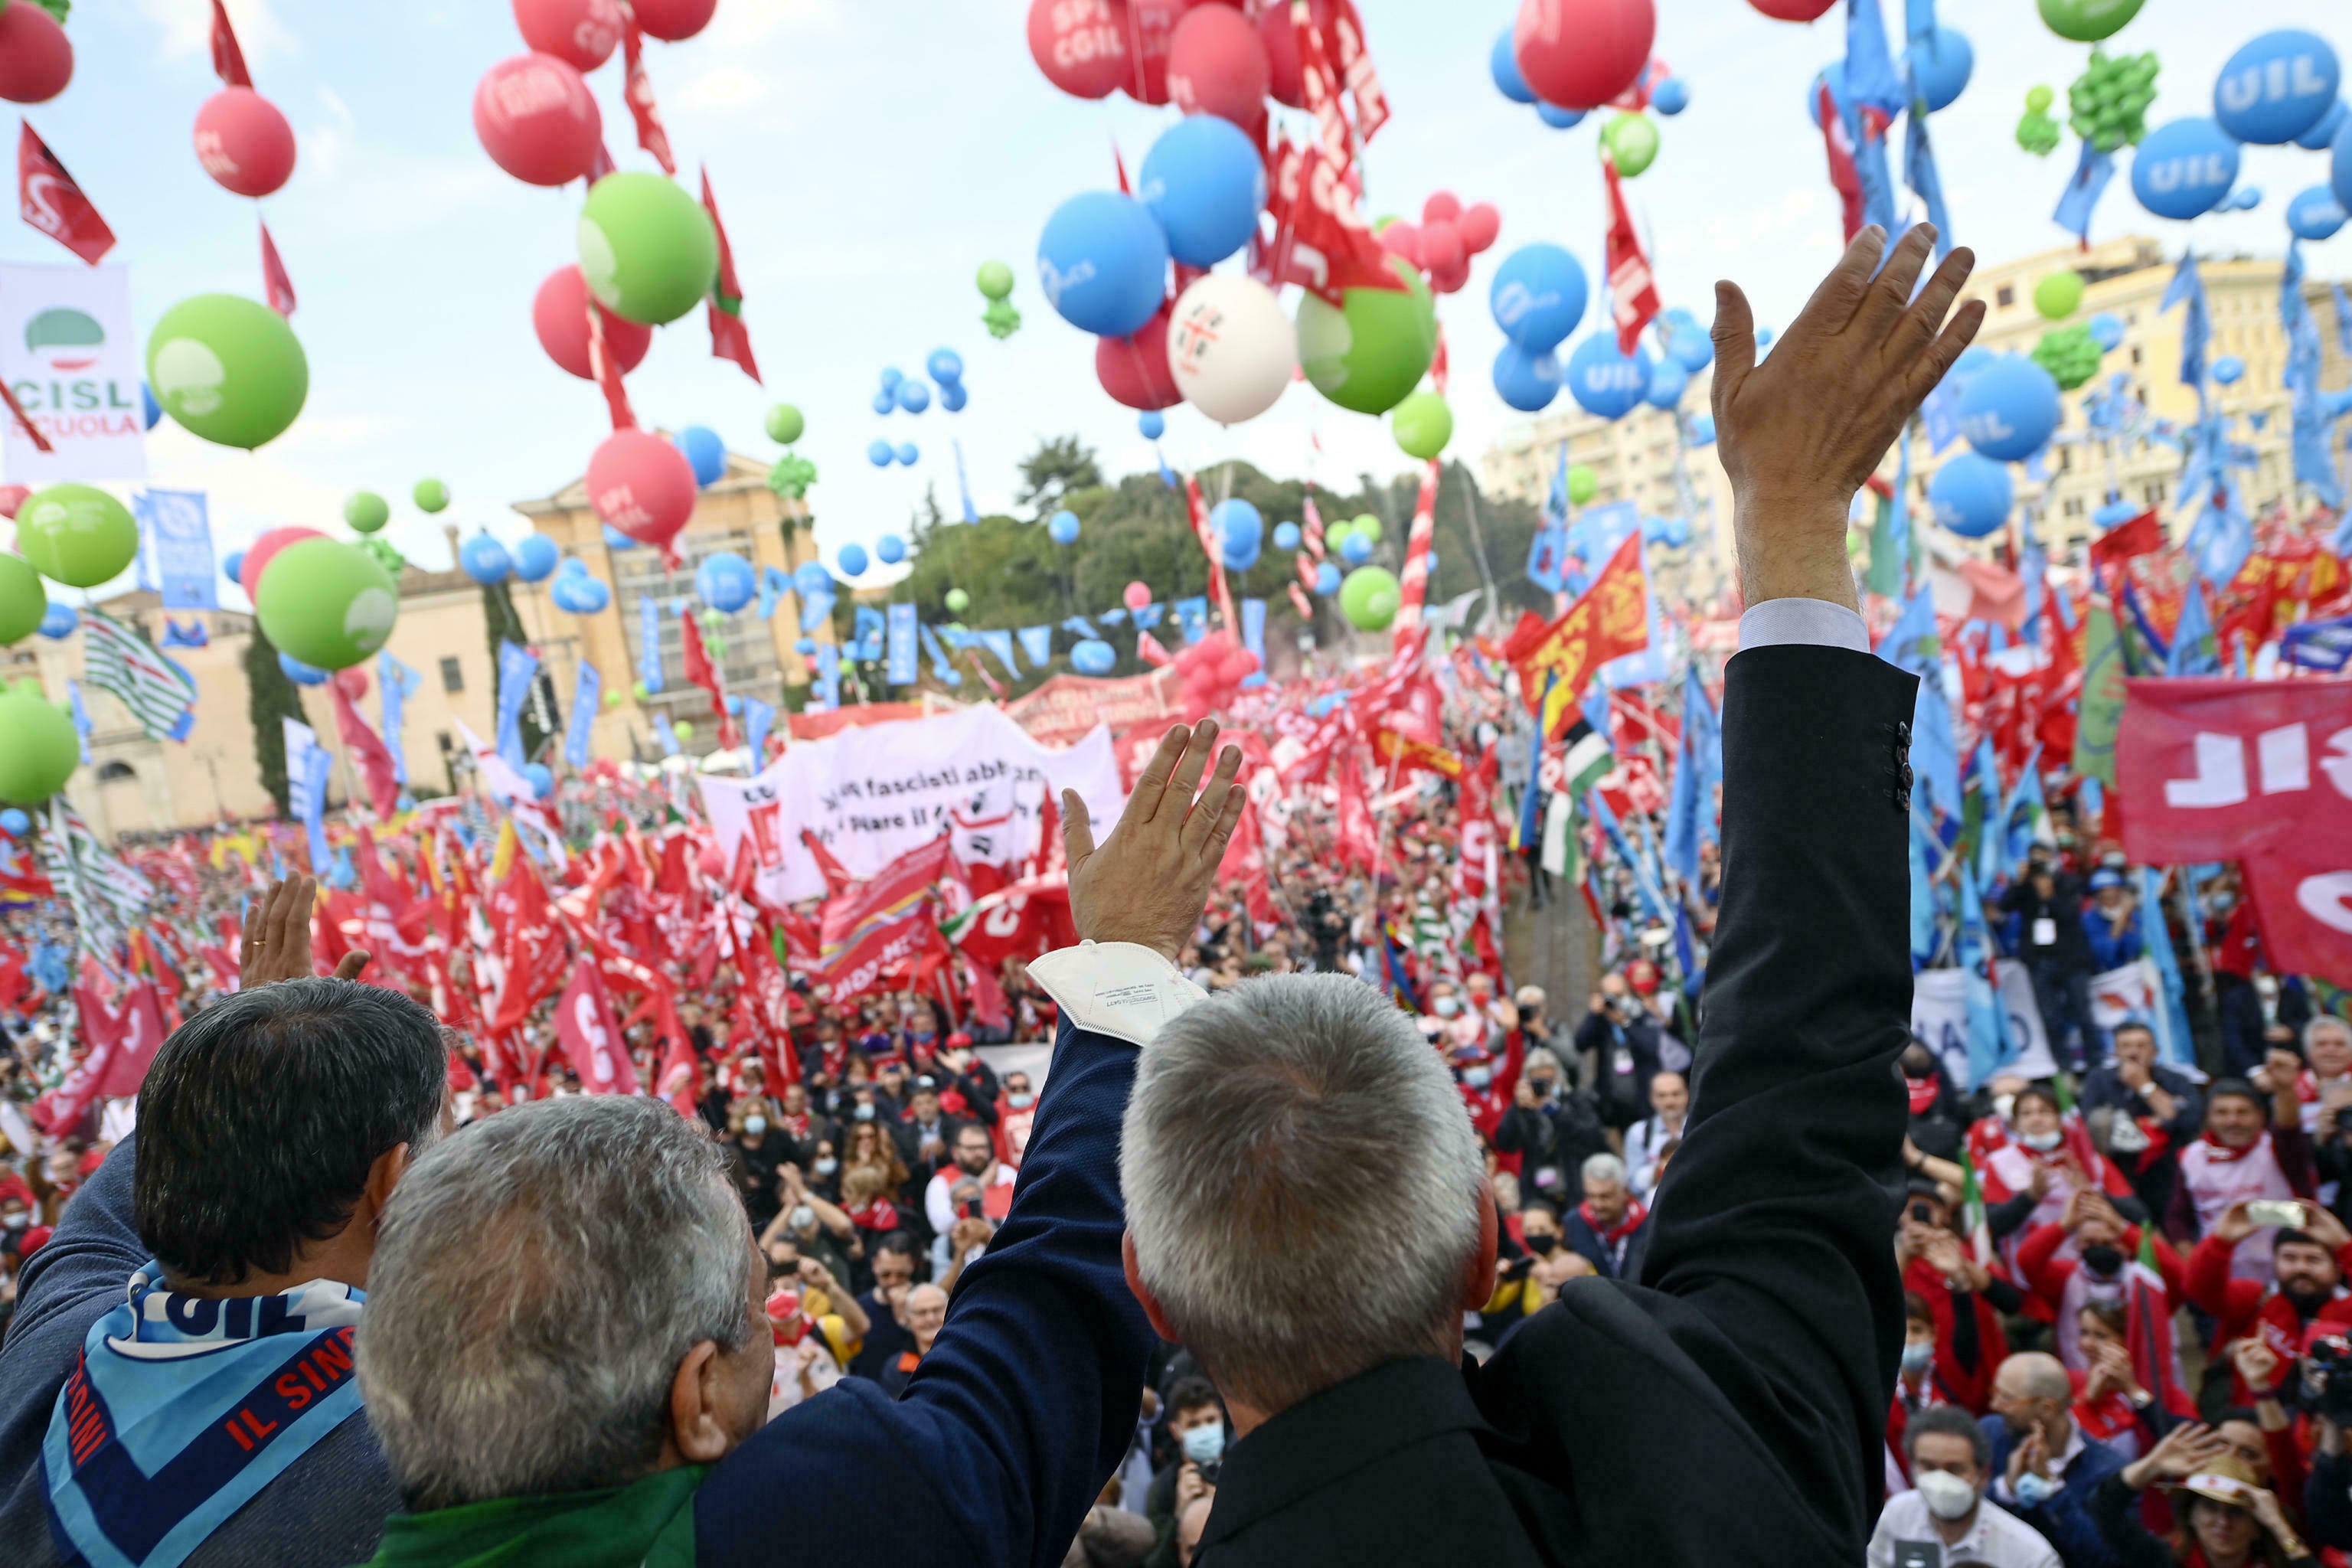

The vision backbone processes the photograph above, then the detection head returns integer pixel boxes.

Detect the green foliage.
[1014,436,1106,518]
[767,453,818,501]
[2067,50,2158,153]
[358,537,407,578]
[2033,325,2103,391]
[243,619,307,817]
[30,0,68,21]
[481,580,558,763]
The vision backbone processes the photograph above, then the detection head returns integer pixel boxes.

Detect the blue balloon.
[1315,561,1342,596]
[512,534,559,583]
[1140,115,1267,269]
[460,534,513,585]
[2214,31,2340,145]
[1490,244,1588,351]
[1957,354,2061,461]
[2337,116,2352,210]
[2295,98,2347,151]
[897,379,931,414]
[880,367,903,391]
[867,440,893,467]
[1071,639,1117,676]
[551,573,609,614]
[141,381,162,431]
[0,808,31,835]
[1650,77,1689,116]
[1687,412,1717,446]
[1564,335,1651,421]
[2288,185,2348,241]
[795,637,817,656]
[1037,191,1171,338]
[697,551,756,612]
[38,603,77,639]
[524,763,554,799]
[896,443,920,466]
[927,349,964,385]
[1138,410,1166,441]
[1492,342,1560,413]
[603,524,639,550]
[1048,510,1081,545]
[794,562,833,598]
[222,550,245,584]
[2213,355,2246,385]
[1949,346,1995,392]
[2092,498,2142,530]
[871,390,897,416]
[279,651,328,685]
[724,695,744,716]
[2087,312,2126,351]
[559,556,588,577]
[1210,499,1262,559]
[837,544,869,577]
[939,381,969,413]
[1666,323,1712,372]
[675,425,727,488]
[1272,521,1300,551]
[1340,531,1373,566]
[1928,452,2013,538]
[876,533,907,565]
[1645,358,1690,410]
[1806,61,1848,128]
[1536,101,1585,129]
[1491,26,1536,103]
[2132,118,2242,220]
[1900,27,1973,113]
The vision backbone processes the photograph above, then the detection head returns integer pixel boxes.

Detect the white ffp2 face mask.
[1915,1468,1978,1521]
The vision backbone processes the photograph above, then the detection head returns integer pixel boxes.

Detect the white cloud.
[673,66,769,114]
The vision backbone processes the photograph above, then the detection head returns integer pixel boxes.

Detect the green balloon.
[1567,464,1599,506]
[1295,257,1437,416]
[15,483,139,587]
[603,688,623,708]
[413,479,449,514]
[253,537,399,671]
[0,554,46,645]
[945,587,971,614]
[673,720,693,742]
[1391,391,1453,460]
[146,293,308,450]
[2026,84,2055,113]
[1351,514,1383,545]
[2034,271,2085,321]
[2037,0,2140,43]
[345,490,390,534]
[577,172,720,328]
[1339,566,1401,632]
[0,684,80,804]
[633,680,652,701]
[975,260,1015,302]
[765,403,805,446]
[1603,113,1661,178]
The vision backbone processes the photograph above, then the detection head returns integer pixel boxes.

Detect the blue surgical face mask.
[1900,1341,1935,1374]
[1007,1093,1035,1109]
[815,1158,839,1177]
[855,1103,876,1122]
[743,1116,767,1137]
[1181,1423,1226,1465]
[1463,1065,1493,1091]
[2013,1471,2059,1508]
[1435,997,1462,1018]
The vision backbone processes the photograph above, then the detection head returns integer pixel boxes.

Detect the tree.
[243,619,308,818]
[481,580,560,763]
[1014,435,1104,518]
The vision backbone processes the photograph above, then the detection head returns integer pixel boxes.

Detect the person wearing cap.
[2093,1422,2314,1566]
[2084,871,2145,973]
[1870,1404,2062,1568]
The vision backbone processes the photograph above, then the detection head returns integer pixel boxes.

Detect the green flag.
[2076,603,2127,788]
[1958,1145,1992,1265]
[1866,490,1904,600]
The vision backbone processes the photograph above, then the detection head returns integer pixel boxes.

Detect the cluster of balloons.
[976,260,1021,339]
[1207,500,1260,571]
[867,439,920,469]
[1488,243,1586,412]
[1171,630,1261,717]
[2068,49,2159,153]
[2131,31,2342,224]
[1326,512,1383,569]
[1487,0,1664,129]
[1375,192,1502,296]
[148,293,309,450]
[2017,86,2063,156]
[551,557,612,614]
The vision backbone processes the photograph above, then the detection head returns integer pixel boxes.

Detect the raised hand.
[238,875,368,988]
[1060,720,1247,962]
[2233,1336,2282,1396]
[1710,224,1983,612]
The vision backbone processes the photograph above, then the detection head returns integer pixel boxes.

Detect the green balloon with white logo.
[0,555,47,645]
[0,683,80,804]
[254,537,399,671]
[1295,257,1437,416]
[345,490,391,534]
[1603,113,1661,178]
[145,293,308,450]
[577,172,720,327]
[1339,566,1401,632]
[2037,0,2141,43]
[15,482,139,587]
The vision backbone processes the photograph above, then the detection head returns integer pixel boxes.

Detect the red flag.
[260,218,296,315]
[1816,82,1866,243]
[585,297,638,431]
[96,984,167,1098]
[1289,581,1315,622]
[1321,0,1390,143]
[554,956,639,1094]
[798,826,855,900]
[19,122,115,266]
[2114,679,2352,865]
[487,836,570,1033]
[678,612,739,748]
[1601,154,1661,354]
[700,168,760,384]
[1391,459,1439,651]
[656,1027,698,1116]
[621,21,675,175]
[210,0,253,87]
[1263,143,1402,309]
[1506,532,1651,738]
[1136,629,1174,668]
[2241,840,2352,984]
[1334,754,1377,873]
[330,679,402,818]
[1220,799,1275,925]
[2089,508,2166,575]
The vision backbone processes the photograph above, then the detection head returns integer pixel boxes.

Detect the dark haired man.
[0,877,447,1568]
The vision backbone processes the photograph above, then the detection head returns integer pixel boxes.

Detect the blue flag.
[66,680,93,765]
[2168,584,2217,675]
[1880,585,1939,677]
[1016,625,1053,668]
[1173,596,1210,643]
[378,654,421,785]
[815,644,841,709]
[1240,598,1268,687]
[494,642,540,769]
[1912,678,1962,821]
[1955,861,2012,1085]
[639,594,665,693]
[2161,250,2210,392]
[2001,746,2047,874]
[1909,805,1942,968]
[1060,615,1096,639]
[742,696,775,762]
[887,603,918,685]
[2052,141,2116,243]
[977,628,1021,679]
[137,489,219,610]
[952,438,979,524]
[564,662,600,769]
[2138,867,2199,1075]
[853,604,887,662]
[1661,665,1718,884]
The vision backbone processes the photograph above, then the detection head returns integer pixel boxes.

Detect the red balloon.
[630,0,718,41]
[241,526,325,603]
[533,266,652,381]
[0,2,72,104]
[1513,0,1654,112]
[1427,256,1472,296]
[0,485,26,521]
[513,0,624,70]
[1418,220,1465,280]
[335,668,371,701]
[1120,0,1182,104]
[1097,308,1183,411]
[1746,0,1837,18]
[1457,201,1502,254]
[472,53,602,187]
[1167,3,1269,127]
[193,89,297,199]
[587,430,698,554]
[1027,0,1129,100]
[1377,221,1422,267]
[1258,2,1302,106]
[1422,191,1462,227]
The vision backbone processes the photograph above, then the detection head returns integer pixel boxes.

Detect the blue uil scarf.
[43,1265,368,1568]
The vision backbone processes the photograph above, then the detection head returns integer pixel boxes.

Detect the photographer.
[1576,970,1669,1129]
[1493,1050,1610,1214]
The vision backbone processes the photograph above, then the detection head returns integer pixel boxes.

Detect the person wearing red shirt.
[1450,999,1527,1148]
[2185,1197,2352,1403]
[2171,1067,2320,1286]
[2014,1189,2187,1383]
[1896,1192,2008,1419]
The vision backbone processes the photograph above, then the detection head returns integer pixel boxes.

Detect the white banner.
[1995,958,2059,1083]
[2089,956,2202,1078]
[0,263,147,484]
[698,704,1127,906]
[1910,960,2058,1089]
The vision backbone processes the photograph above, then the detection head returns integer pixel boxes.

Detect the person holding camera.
[1576,969,1673,1129]
[1870,1405,2063,1568]
[2184,1198,2352,1405]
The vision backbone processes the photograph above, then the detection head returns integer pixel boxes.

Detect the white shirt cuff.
[1738,597,1870,654]
[1026,941,1209,1049]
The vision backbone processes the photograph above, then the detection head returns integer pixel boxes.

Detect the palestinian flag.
[1559,719,1612,815]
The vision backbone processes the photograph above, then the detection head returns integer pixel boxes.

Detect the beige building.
[1481,234,2352,583]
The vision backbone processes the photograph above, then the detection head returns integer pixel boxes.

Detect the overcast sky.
[5,0,2349,609]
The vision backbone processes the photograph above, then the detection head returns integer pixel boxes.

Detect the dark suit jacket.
[1980,1416,2127,1568]
[1196,644,1919,1567]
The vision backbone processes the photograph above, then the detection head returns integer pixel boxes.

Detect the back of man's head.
[135,978,445,1287]
[358,1095,757,1511]
[1122,974,1481,1416]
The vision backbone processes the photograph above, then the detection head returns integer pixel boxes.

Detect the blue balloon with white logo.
[1666,323,1712,372]
[551,573,609,614]
[0,808,29,835]
[927,349,964,385]
[697,552,756,612]
[1211,499,1261,570]
[38,603,77,639]
[2213,355,2245,385]
[1340,531,1373,566]
[1650,77,1689,116]
[1927,452,2012,538]
[1566,336,1652,421]
[1138,410,1165,440]
[897,379,931,414]
[1537,101,1584,129]
[1315,561,1342,596]
[603,524,638,550]
[460,534,513,585]
[795,637,817,656]
[1490,244,1588,351]
[222,550,245,585]
[896,443,920,466]
[837,544,870,577]
[1957,354,2061,461]
[1140,114,1268,269]
[1272,521,1301,551]
[876,534,906,566]
[141,382,162,431]
[1491,25,1536,103]
[2131,118,2242,220]
[513,534,559,583]
[1645,358,1689,410]
[2087,312,2126,351]
[279,652,328,685]
[867,440,893,467]
[1900,27,1974,113]
[794,562,833,599]
[1071,639,1117,676]
[2296,98,2347,150]
[2213,31,2339,145]
[1048,510,1081,545]
[1688,413,1716,446]
[871,390,896,416]
[2288,185,2348,240]
[1037,191,1171,338]
[674,425,726,488]
[939,382,969,413]
[1492,342,1562,413]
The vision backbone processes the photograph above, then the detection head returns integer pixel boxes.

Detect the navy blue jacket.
[1979,1414,2128,1568]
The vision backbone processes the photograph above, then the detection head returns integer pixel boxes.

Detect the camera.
[2299,1336,2352,1426]
[1196,1459,1223,1488]
[1907,1200,1937,1225]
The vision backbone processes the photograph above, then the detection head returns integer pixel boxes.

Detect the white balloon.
[1166,273,1295,426]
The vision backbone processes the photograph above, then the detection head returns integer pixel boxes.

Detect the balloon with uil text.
[147,293,309,449]
[14,485,139,588]
[1038,191,1169,338]
[460,535,514,585]
[1296,258,1437,416]
[2288,186,2347,240]
[1140,114,1266,269]
[577,172,720,327]
[0,685,79,805]
[1958,354,2061,460]
[1929,453,2013,538]
[0,557,44,645]
[2130,119,2241,220]
[2213,31,2339,145]
[588,430,697,554]
[256,539,400,671]
[1565,335,1651,421]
